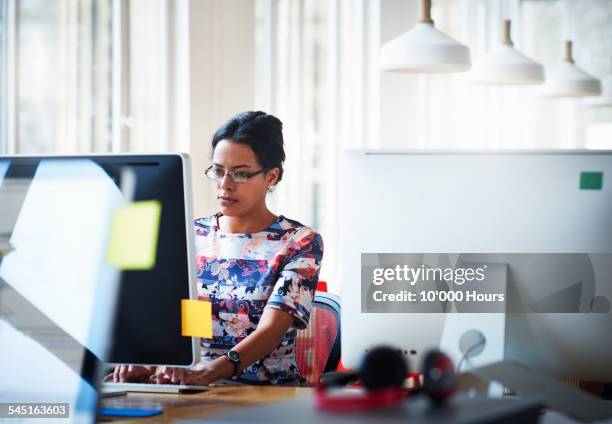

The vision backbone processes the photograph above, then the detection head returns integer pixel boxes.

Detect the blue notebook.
[98,407,163,417]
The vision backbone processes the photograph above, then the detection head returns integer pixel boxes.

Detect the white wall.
[188,0,256,219]
[378,0,421,149]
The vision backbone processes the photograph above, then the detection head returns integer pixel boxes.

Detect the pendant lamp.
[380,0,471,74]
[585,76,612,107]
[539,41,601,97]
[472,20,544,85]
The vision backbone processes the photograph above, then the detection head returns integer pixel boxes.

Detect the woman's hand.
[153,309,293,386]
[150,357,235,386]
[149,366,188,384]
[104,365,154,383]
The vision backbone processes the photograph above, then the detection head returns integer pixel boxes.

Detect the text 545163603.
[0,403,69,418]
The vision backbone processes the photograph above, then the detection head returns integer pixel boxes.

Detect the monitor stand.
[440,263,508,397]
[467,360,612,423]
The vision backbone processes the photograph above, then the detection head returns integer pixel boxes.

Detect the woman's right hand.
[103,365,155,383]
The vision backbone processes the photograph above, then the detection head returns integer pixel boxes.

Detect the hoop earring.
[266,186,275,193]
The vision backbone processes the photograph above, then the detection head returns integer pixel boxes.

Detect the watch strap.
[225,350,241,378]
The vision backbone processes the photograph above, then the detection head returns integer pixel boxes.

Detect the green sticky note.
[107,200,162,270]
[580,172,603,190]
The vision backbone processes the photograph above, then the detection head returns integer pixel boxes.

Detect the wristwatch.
[225,349,241,378]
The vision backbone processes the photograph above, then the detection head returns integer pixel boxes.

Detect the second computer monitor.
[340,150,612,381]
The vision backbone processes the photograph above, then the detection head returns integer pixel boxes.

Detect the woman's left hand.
[149,366,187,384]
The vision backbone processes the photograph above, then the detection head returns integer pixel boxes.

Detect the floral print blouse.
[194,213,324,384]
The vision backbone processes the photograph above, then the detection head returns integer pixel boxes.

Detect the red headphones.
[315,346,457,412]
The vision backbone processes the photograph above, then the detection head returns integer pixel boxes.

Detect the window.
[414,0,612,149]
[255,0,612,290]
[0,0,187,155]
[16,0,113,153]
[123,0,170,152]
[255,0,380,289]
[521,0,612,149]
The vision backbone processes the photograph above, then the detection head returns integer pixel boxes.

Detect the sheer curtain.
[9,0,113,154]
[380,0,612,151]
[0,0,247,224]
[0,1,8,154]
[255,0,380,289]
[0,0,190,155]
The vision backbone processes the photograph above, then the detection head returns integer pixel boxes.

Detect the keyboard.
[100,387,127,398]
[101,382,210,394]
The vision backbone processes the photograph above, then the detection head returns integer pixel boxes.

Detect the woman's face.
[211,139,279,217]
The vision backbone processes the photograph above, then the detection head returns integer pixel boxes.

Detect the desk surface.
[99,386,612,424]
[99,385,311,423]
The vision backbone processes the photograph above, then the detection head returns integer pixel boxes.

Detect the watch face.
[228,350,240,362]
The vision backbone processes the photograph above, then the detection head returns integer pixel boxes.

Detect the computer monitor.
[1,154,198,369]
[0,157,129,422]
[340,150,612,381]
[101,154,198,367]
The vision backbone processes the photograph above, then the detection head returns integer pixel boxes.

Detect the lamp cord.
[456,338,486,374]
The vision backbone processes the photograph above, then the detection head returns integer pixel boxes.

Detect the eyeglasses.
[205,166,267,183]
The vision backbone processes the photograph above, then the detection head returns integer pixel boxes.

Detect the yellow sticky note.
[181,299,213,338]
[107,200,162,270]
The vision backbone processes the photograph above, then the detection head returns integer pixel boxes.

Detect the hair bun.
[211,111,286,184]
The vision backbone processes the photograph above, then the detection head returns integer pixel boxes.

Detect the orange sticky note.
[181,299,213,338]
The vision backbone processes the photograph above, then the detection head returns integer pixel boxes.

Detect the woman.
[108,111,323,385]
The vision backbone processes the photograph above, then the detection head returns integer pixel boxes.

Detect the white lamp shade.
[380,23,471,73]
[539,61,601,97]
[585,76,612,107]
[472,43,544,85]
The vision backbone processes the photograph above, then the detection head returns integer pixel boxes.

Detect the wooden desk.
[100,386,312,423]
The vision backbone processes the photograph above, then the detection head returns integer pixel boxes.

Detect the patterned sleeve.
[264,227,324,329]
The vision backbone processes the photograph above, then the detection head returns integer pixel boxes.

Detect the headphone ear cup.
[360,346,408,391]
[422,350,457,404]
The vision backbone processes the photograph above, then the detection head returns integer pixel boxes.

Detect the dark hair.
[211,111,285,184]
